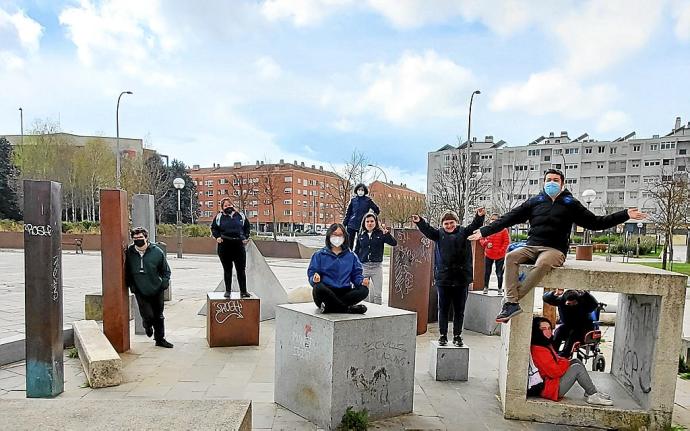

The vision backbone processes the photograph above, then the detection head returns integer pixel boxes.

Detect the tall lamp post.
[116,91,133,188]
[18,107,24,145]
[367,163,389,183]
[581,189,596,244]
[463,90,481,223]
[636,221,643,258]
[173,177,185,258]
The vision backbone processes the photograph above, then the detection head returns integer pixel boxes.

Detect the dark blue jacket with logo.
[343,196,380,231]
[354,229,397,263]
[210,210,251,241]
[307,247,365,289]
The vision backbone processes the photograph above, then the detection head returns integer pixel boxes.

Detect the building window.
[284,176,292,182]
[529,179,538,185]
[565,148,579,155]
[219,178,228,184]
[284,187,292,194]
[598,146,605,153]
[632,145,640,152]
[650,144,658,151]
[663,159,674,166]
[565,178,577,185]
[566,164,578,170]
[644,160,660,167]
[631,161,640,168]
[553,149,562,155]
[283,199,292,205]
[585,147,592,154]
[263,209,270,215]
[206,191,213,197]
[205,180,213,187]
[597,162,604,169]
[528,149,540,156]
[680,149,687,155]
[284,210,292,216]
[610,147,617,155]
[661,142,676,150]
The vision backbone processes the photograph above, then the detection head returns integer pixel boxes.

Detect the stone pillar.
[388,228,433,335]
[131,194,154,334]
[472,241,485,291]
[23,180,64,398]
[100,189,129,353]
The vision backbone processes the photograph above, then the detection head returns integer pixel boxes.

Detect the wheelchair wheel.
[593,355,605,372]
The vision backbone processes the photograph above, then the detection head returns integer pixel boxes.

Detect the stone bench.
[73,320,122,388]
[274,302,417,430]
[499,261,687,430]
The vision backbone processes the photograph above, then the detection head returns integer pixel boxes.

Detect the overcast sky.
[1,0,689,192]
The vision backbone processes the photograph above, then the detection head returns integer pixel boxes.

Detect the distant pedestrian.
[211,198,251,298]
[343,183,380,250]
[354,213,397,304]
[125,227,173,348]
[479,213,510,294]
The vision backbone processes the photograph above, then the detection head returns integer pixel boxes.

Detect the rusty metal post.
[100,189,130,353]
[23,180,64,398]
[542,288,557,324]
[472,241,485,291]
[427,250,438,323]
[389,228,433,335]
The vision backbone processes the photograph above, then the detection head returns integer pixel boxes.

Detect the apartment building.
[427,117,690,218]
[190,160,343,232]
[368,180,426,227]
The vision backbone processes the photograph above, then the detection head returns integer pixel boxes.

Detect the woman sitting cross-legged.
[530,316,613,406]
[308,223,371,314]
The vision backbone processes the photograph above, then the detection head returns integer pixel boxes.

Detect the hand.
[242,239,249,245]
[312,273,321,283]
[381,223,389,234]
[216,237,223,244]
[362,278,370,287]
[476,207,486,217]
[467,229,483,241]
[627,208,646,220]
[487,242,493,249]
[411,214,421,223]
[555,288,564,296]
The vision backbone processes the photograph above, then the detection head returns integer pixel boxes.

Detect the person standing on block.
[479,213,510,295]
[309,223,371,314]
[354,212,397,305]
[211,197,251,298]
[343,183,380,250]
[468,169,645,323]
[125,227,173,348]
[412,207,485,347]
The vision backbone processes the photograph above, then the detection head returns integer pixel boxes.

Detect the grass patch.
[67,347,79,359]
[670,425,687,431]
[634,262,690,277]
[339,407,368,431]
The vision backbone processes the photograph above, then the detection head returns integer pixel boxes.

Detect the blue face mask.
[544,181,561,198]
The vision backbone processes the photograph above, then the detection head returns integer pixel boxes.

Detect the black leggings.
[484,257,505,290]
[346,228,358,250]
[217,240,247,294]
[312,282,368,313]
[134,290,165,341]
[437,284,469,337]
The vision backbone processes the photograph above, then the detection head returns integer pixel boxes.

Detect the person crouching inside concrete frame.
[308,223,371,314]
[125,227,173,348]
[354,212,397,305]
[530,316,612,406]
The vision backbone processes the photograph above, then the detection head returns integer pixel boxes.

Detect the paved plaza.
[0,248,689,429]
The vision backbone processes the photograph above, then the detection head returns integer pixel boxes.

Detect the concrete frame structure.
[499,260,686,430]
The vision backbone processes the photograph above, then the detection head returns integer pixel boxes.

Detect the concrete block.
[0,326,74,366]
[85,293,134,321]
[428,340,469,381]
[463,290,502,336]
[73,320,122,388]
[274,302,417,430]
[498,261,687,430]
[206,292,260,347]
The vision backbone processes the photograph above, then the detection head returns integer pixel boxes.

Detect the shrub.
[339,407,368,431]
[0,219,23,232]
[608,237,656,255]
[510,233,528,242]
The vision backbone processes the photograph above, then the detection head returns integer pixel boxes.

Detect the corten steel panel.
[100,189,130,353]
[207,292,260,347]
[388,228,432,335]
[23,180,64,398]
[472,241,485,291]
[575,245,593,261]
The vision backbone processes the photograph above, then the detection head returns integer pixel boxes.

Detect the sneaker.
[155,339,174,348]
[223,290,231,298]
[145,326,153,338]
[240,291,251,298]
[495,302,523,323]
[347,304,367,314]
[453,335,464,347]
[438,335,448,346]
[482,287,488,294]
[584,391,610,400]
[497,289,504,296]
[586,392,613,406]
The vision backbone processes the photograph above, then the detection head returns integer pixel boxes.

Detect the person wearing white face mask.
[468,169,646,324]
[308,223,371,314]
[343,183,380,250]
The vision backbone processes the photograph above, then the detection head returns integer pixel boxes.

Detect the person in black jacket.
[354,212,397,304]
[211,197,251,298]
[468,169,645,323]
[343,183,380,250]
[413,207,485,347]
[125,227,173,348]
[543,289,599,357]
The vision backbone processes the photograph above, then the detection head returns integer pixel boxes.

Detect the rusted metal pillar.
[472,241,485,291]
[542,288,557,324]
[427,251,438,323]
[389,228,433,335]
[24,180,64,398]
[100,189,129,353]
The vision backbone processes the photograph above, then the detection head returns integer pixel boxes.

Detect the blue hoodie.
[307,247,365,289]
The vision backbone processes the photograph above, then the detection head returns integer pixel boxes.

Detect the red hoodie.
[530,344,571,401]
[479,228,510,260]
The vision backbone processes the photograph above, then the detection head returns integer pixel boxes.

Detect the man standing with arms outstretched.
[468,169,645,323]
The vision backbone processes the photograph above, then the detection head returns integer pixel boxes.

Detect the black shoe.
[223,290,231,298]
[496,302,523,323]
[240,291,251,298]
[347,304,367,314]
[145,326,153,338]
[438,335,448,346]
[453,335,464,347]
[155,339,174,348]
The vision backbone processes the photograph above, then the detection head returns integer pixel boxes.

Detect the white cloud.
[596,110,632,133]
[255,56,282,80]
[261,0,354,27]
[673,0,690,41]
[0,7,43,70]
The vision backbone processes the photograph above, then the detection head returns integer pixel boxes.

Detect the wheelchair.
[565,302,607,372]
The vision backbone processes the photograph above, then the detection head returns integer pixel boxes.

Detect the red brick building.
[190,160,344,232]
[368,180,426,227]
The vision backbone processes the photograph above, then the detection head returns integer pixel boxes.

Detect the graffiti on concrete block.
[291,323,313,360]
[363,340,409,367]
[214,300,244,324]
[24,223,52,237]
[619,295,655,395]
[51,255,60,302]
[348,366,390,405]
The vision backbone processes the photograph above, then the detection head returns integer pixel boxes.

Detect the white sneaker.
[584,391,610,400]
[586,392,613,406]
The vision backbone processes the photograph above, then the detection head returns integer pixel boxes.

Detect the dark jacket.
[416,213,484,287]
[210,210,251,241]
[125,243,171,296]
[354,229,397,263]
[479,189,629,255]
[308,247,365,289]
[543,290,598,327]
[343,196,380,230]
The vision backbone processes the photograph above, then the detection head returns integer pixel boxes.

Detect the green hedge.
[608,237,656,255]
[156,223,211,238]
[0,219,23,232]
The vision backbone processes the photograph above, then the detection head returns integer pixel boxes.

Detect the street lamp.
[581,189,596,244]
[18,107,23,145]
[173,177,185,258]
[116,90,133,188]
[463,90,481,223]
[636,221,643,258]
[367,164,388,183]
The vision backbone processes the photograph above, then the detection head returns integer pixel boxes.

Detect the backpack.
[527,354,544,396]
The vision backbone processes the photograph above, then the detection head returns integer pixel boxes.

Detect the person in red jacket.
[479,213,510,295]
[530,316,612,406]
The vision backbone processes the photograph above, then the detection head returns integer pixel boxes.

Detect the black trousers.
[437,284,469,337]
[134,290,165,341]
[484,257,505,289]
[312,282,369,313]
[553,322,595,357]
[217,239,247,294]
[346,228,358,250]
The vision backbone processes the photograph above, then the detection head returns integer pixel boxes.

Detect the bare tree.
[493,164,532,215]
[230,172,251,212]
[325,150,369,220]
[379,193,426,228]
[259,164,281,241]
